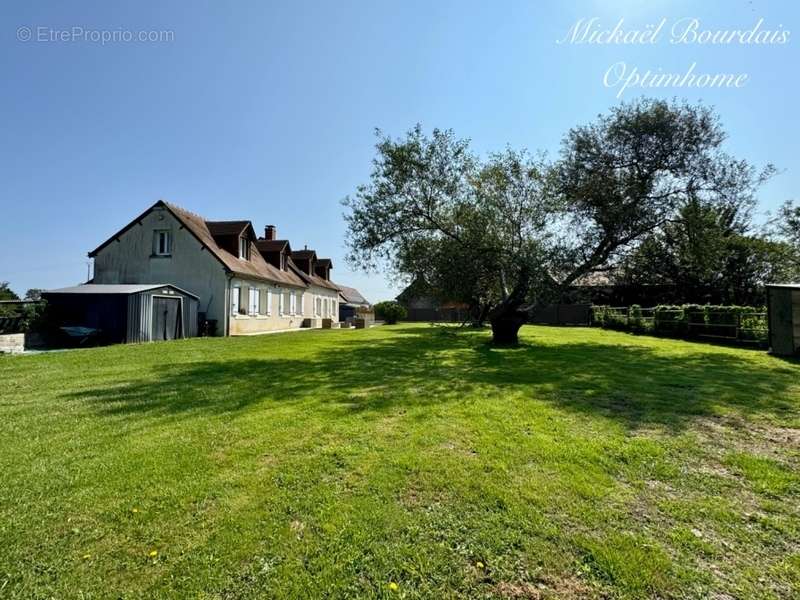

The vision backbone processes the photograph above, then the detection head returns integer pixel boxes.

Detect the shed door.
[152,297,182,341]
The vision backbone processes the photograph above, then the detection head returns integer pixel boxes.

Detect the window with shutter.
[249,288,259,316]
[267,289,272,316]
[231,286,241,315]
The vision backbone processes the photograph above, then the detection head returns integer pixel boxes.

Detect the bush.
[374,301,407,324]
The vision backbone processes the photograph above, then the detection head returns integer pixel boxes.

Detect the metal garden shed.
[766,283,800,356]
[42,284,199,344]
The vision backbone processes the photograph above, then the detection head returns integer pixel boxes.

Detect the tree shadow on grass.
[61,325,799,432]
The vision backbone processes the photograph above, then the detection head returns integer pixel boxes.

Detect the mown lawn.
[1,324,799,599]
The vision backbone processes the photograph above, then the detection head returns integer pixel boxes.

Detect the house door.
[152,297,182,341]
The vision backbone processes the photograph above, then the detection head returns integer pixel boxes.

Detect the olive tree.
[344,100,772,344]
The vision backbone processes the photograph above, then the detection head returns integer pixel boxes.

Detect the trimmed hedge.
[591,304,768,346]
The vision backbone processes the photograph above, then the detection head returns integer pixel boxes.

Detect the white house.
[89,200,341,335]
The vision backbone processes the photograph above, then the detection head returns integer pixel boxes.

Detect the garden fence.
[592,305,768,346]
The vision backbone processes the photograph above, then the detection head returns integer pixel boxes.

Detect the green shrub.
[373,301,407,324]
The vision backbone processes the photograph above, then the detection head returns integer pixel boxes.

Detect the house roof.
[287,259,340,291]
[256,239,291,253]
[43,283,199,298]
[316,258,332,268]
[336,284,369,305]
[89,201,307,289]
[206,221,253,237]
[292,249,317,260]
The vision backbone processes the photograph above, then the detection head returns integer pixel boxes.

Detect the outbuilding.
[42,284,199,344]
[766,283,800,356]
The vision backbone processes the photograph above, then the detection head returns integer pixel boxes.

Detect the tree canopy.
[344,99,774,344]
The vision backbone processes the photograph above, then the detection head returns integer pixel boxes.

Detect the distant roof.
[316,258,332,267]
[44,284,199,298]
[336,284,369,305]
[766,283,800,289]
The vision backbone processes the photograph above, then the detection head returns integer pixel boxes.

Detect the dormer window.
[239,236,249,260]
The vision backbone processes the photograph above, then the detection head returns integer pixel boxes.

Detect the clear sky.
[1,0,798,301]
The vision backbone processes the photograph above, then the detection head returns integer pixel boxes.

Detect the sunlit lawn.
[1,324,799,598]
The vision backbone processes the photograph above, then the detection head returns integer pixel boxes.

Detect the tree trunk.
[489,265,531,345]
[489,310,527,345]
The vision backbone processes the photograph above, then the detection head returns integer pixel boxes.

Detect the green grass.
[1,324,799,598]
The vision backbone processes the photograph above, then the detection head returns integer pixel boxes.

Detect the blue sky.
[1,0,798,301]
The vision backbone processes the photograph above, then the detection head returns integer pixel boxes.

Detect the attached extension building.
[89,200,342,336]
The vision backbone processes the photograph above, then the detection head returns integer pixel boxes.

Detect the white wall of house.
[227,278,340,334]
[228,277,309,334]
[92,206,228,329]
[306,283,339,322]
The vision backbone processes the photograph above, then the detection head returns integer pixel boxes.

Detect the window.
[248,287,260,316]
[279,289,285,316]
[298,292,304,316]
[266,289,272,316]
[283,291,291,316]
[239,236,249,260]
[315,296,321,317]
[154,230,172,256]
[231,286,241,315]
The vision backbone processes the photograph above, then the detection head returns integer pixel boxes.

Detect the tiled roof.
[206,221,252,237]
[287,259,340,291]
[164,202,306,288]
[88,200,307,288]
[255,239,291,253]
[336,284,369,305]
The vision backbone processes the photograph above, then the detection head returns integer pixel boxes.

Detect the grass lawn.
[1,324,799,599]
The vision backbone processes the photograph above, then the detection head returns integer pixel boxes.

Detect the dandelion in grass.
[388,581,399,591]
[476,561,484,569]
[149,550,158,557]
[82,554,91,560]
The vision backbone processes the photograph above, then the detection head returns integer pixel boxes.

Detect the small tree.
[24,289,44,301]
[374,301,407,324]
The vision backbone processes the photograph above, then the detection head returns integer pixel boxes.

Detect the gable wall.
[92,206,228,330]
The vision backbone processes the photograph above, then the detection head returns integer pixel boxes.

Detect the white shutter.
[249,288,259,315]
[231,287,240,315]
[267,289,272,316]
[279,290,284,315]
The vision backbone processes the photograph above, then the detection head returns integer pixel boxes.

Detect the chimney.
[264,225,276,240]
